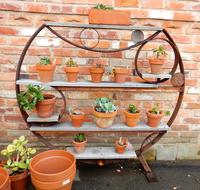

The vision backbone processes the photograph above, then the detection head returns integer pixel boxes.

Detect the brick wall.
[0,0,200,160]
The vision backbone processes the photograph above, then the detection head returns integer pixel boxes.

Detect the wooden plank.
[67,146,137,159]
[27,113,59,122]
[141,73,171,79]
[30,122,169,132]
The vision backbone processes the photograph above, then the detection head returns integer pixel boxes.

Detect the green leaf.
[19,162,28,169]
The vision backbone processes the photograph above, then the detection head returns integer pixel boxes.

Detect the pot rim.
[147,110,164,118]
[0,167,10,188]
[9,170,28,182]
[124,109,141,116]
[36,64,56,71]
[93,108,117,118]
[72,139,87,145]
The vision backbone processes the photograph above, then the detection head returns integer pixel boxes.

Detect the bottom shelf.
[67,146,137,160]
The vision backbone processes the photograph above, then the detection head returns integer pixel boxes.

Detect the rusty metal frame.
[15,23,185,183]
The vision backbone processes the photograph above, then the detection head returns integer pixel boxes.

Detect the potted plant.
[1,136,36,190]
[17,84,56,118]
[64,58,79,82]
[89,63,105,83]
[36,57,56,82]
[93,97,117,128]
[88,4,130,25]
[124,104,141,127]
[146,103,170,128]
[113,67,129,83]
[148,45,168,74]
[69,108,85,127]
[0,167,11,190]
[72,133,87,153]
[115,137,128,154]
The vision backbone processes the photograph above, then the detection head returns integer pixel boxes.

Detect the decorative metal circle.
[171,73,184,87]
[131,30,144,43]
[79,28,100,49]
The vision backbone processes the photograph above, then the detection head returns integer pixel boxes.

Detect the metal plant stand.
[15,23,185,182]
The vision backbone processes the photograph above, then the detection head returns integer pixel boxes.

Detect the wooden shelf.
[67,146,137,159]
[30,122,169,132]
[27,113,59,122]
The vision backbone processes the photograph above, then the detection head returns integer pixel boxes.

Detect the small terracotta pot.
[30,150,76,190]
[72,140,87,153]
[36,94,56,118]
[70,113,85,127]
[124,110,141,127]
[89,67,105,83]
[148,58,166,74]
[36,64,56,82]
[0,167,11,190]
[114,68,129,83]
[64,67,79,82]
[88,9,130,25]
[146,111,164,128]
[115,141,127,154]
[93,108,117,128]
[10,170,28,190]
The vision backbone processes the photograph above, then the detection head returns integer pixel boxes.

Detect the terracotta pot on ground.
[70,113,85,127]
[88,9,130,25]
[115,141,127,154]
[30,150,76,190]
[64,67,79,82]
[124,110,141,127]
[114,68,129,83]
[148,58,166,74]
[10,170,28,190]
[146,111,164,128]
[93,108,117,128]
[89,67,105,83]
[72,140,87,153]
[36,64,56,82]
[36,94,56,118]
[0,167,11,190]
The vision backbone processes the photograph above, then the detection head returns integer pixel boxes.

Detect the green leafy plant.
[128,104,138,113]
[39,57,51,65]
[152,45,168,59]
[66,58,77,67]
[74,133,86,142]
[93,4,113,10]
[150,103,170,116]
[1,136,36,176]
[17,85,44,111]
[95,97,117,113]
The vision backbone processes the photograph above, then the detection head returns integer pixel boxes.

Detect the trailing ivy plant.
[17,84,44,111]
[74,133,86,143]
[95,97,117,113]
[128,104,138,113]
[93,4,113,10]
[152,45,168,59]
[1,136,36,175]
[39,57,51,65]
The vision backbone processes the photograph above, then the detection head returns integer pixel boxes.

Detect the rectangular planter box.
[88,9,130,25]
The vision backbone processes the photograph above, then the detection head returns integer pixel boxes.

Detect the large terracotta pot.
[146,111,164,128]
[36,64,56,82]
[148,58,165,74]
[36,94,56,118]
[114,68,129,83]
[10,170,28,190]
[64,67,79,82]
[89,67,105,83]
[124,110,141,127]
[0,167,11,190]
[72,140,87,153]
[30,150,76,190]
[115,141,127,154]
[93,108,117,128]
[88,9,130,25]
[70,113,85,127]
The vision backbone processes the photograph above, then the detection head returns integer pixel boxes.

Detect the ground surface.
[29,160,200,190]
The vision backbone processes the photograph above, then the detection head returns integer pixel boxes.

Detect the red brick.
[4,115,23,122]
[186,103,200,109]
[28,48,51,56]
[53,48,74,57]
[174,12,195,21]
[184,118,200,124]
[190,3,200,11]
[0,2,21,11]
[141,0,164,9]
[130,10,149,19]
[115,0,138,7]
[10,38,28,46]
[24,3,48,13]
[0,73,15,81]
[167,2,186,10]
[0,27,18,35]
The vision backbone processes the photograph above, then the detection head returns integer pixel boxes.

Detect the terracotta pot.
[0,167,11,190]
[70,113,85,127]
[36,94,56,118]
[72,140,87,153]
[10,170,28,190]
[148,58,166,74]
[30,150,76,190]
[36,64,56,82]
[115,141,127,154]
[88,9,130,25]
[93,108,117,128]
[114,68,129,83]
[124,110,141,127]
[89,67,105,83]
[146,111,164,128]
[64,67,79,82]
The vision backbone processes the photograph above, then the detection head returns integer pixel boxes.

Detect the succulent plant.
[39,57,51,65]
[95,97,117,113]
[66,58,77,67]
[152,45,168,59]
[128,104,138,113]
[74,133,86,142]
